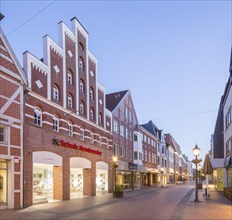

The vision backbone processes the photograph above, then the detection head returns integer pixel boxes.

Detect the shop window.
[53,115,59,132]
[34,107,42,126]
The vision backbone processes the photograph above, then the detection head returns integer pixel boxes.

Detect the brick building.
[106,90,139,190]
[0,14,27,209]
[23,18,113,207]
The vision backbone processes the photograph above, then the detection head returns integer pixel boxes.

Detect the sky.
[1,0,231,163]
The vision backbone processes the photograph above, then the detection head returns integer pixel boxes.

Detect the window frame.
[53,85,59,101]
[68,94,73,108]
[53,115,59,132]
[67,71,73,85]
[34,107,42,126]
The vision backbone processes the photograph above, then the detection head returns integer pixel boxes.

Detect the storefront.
[0,161,7,206]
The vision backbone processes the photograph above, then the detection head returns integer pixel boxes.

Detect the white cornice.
[97,81,105,92]
[88,51,97,64]
[59,22,76,43]
[44,35,63,58]
[71,18,88,39]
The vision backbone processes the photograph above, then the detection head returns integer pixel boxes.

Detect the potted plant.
[113,184,124,198]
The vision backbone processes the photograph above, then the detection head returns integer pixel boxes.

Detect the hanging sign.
[53,139,102,155]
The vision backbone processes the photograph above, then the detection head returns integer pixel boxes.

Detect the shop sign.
[53,139,102,155]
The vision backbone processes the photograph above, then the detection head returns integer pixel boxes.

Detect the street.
[1,182,231,220]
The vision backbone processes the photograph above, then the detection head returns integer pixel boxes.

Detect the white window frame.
[90,108,94,120]
[80,127,84,140]
[80,102,84,114]
[68,94,73,108]
[67,71,73,85]
[53,115,59,132]
[90,88,94,100]
[80,80,84,93]
[79,58,84,70]
[90,131,94,144]
[0,126,6,143]
[120,124,124,137]
[53,85,59,100]
[113,120,119,133]
[68,121,73,137]
[34,107,42,126]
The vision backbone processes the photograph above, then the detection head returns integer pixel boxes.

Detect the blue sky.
[1,1,231,162]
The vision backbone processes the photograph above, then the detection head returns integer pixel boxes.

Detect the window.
[99,135,102,146]
[126,148,129,159]
[134,133,138,142]
[113,144,118,156]
[113,120,119,133]
[90,131,94,144]
[144,135,147,143]
[80,102,84,114]
[158,156,160,165]
[120,146,123,157]
[79,57,84,70]
[120,124,124,137]
[125,127,129,139]
[34,107,42,126]
[53,115,59,132]
[53,85,59,100]
[0,127,6,143]
[90,88,94,100]
[67,71,73,84]
[80,80,84,93]
[134,151,138,160]
[68,121,73,137]
[225,107,231,129]
[148,152,151,162]
[129,110,132,122]
[125,107,129,119]
[129,130,132,141]
[148,137,150,145]
[139,152,143,161]
[79,42,84,51]
[90,108,94,120]
[68,94,73,108]
[98,113,102,125]
[80,127,84,140]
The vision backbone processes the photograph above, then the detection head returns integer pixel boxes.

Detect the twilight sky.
[1,1,231,162]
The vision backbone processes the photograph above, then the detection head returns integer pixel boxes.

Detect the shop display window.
[96,169,108,192]
[0,161,7,205]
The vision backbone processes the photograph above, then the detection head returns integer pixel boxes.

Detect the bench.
[224,187,232,201]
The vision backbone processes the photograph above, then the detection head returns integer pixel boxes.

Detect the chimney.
[0,13,5,21]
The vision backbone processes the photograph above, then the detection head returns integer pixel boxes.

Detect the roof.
[140,120,160,139]
[106,90,128,111]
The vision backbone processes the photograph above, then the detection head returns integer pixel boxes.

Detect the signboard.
[128,162,138,170]
[53,139,102,155]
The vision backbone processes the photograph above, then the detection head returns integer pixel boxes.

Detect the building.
[140,121,159,187]
[106,90,139,190]
[23,18,113,207]
[0,14,27,209]
[165,134,175,183]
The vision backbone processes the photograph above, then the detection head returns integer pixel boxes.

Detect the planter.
[113,191,124,198]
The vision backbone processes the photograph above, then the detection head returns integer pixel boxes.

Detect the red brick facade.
[0,26,27,209]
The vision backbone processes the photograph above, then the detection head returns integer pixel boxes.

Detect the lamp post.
[161,167,164,188]
[192,144,202,203]
[112,156,118,197]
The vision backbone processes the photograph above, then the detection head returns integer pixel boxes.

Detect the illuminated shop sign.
[52,139,102,155]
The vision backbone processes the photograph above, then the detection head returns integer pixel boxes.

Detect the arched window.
[79,57,84,71]
[53,115,59,132]
[67,70,73,85]
[90,108,94,120]
[90,130,94,144]
[90,87,94,100]
[80,80,84,93]
[80,127,84,140]
[53,85,59,100]
[80,102,85,115]
[68,121,73,137]
[68,94,73,108]
[98,113,102,125]
[79,42,84,51]
[34,107,42,126]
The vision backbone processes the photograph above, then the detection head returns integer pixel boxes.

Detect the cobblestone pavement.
[0,182,231,220]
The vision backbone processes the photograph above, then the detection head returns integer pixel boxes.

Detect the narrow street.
[1,182,231,220]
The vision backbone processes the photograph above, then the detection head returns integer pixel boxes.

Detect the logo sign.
[53,139,102,155]
[128,162,138,170]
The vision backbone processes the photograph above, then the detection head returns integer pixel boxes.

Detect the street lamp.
[161,167,164,188]
[192,144,202,203]
[112,156,118,197]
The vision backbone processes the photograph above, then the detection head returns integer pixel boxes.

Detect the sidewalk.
[0,183,231,220]
[182,184,232,220]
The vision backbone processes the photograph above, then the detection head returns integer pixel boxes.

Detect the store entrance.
[0,161,7,206]
[96,161,108,194]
